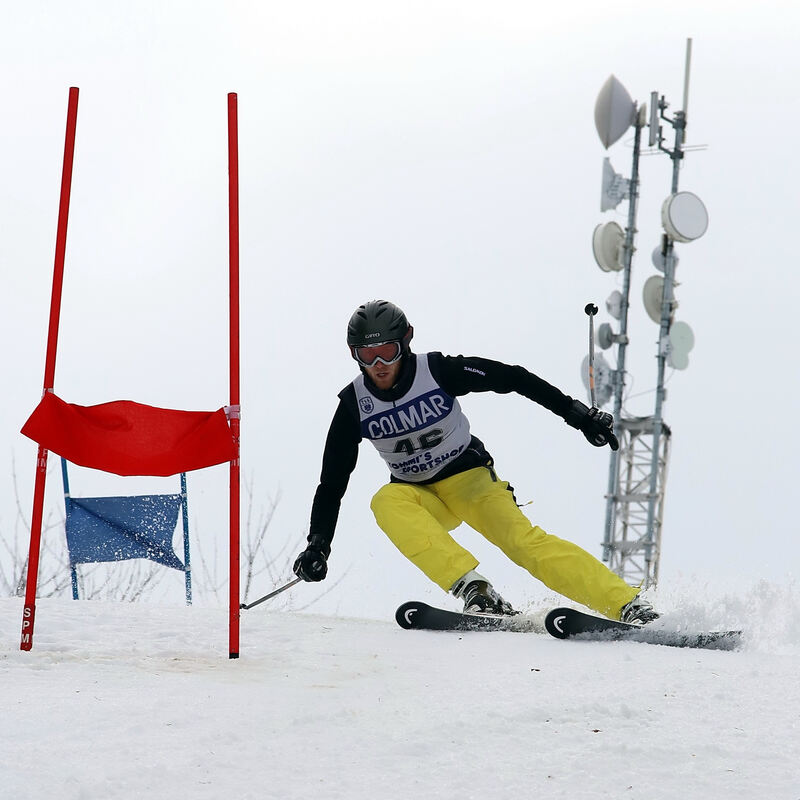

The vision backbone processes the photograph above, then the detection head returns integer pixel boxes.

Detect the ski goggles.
[350,340,403,367]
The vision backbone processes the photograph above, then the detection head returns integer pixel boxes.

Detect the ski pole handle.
[584,303,599,408]
[240,577,302,610]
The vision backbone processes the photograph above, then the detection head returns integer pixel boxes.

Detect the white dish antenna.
[651,244,679,273]
[580,352,614,408]
[592,221,625,272]
[594,75,636,149]
[597,322,615,350]
[667,320,695,370]
[643,275,665,323]
[606,290,623,320]
[661,192,709,242]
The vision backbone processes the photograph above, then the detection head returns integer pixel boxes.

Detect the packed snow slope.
[1,586,798,800]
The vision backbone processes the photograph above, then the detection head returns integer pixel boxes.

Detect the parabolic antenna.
[594,75,636,149]
[651,244,679,274]
[667,320,695,370]
[661,192,709,242]
[643,275,665,323]
[597,322,615,350]
[592,221,625,272]
[580,352,614,408]
[606,289,623,320]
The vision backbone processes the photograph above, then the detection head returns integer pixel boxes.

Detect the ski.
[395,601,540,633]
[395,602,742,651]
[545,607,742,651]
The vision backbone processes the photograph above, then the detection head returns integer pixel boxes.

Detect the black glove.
[564,399,620,451]
[293,535,330,582]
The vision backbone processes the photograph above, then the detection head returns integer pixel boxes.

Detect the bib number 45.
[392,428,443,456]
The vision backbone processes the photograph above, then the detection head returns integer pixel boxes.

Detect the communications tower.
[585,40,708,587]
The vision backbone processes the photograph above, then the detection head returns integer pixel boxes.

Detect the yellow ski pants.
[370,466,639,619]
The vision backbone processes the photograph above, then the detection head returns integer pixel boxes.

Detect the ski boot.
[451,570,517,616]
[620,594,660,625]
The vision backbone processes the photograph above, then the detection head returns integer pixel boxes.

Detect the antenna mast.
[587,39,707,588]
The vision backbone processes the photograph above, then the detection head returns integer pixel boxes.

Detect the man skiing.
[293,300,657,624]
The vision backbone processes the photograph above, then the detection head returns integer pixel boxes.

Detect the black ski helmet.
[347,300,413,351]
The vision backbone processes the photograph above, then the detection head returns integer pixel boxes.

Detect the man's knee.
[495,524,549,566]
[370,482,415,520]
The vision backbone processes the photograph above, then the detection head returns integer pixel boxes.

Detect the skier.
[293,300,658,624]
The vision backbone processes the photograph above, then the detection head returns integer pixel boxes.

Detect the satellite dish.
[651,244,679,274]
[667,320,695,370]
[597,322,615,350]
[592,221,625,272]
[594,75,636,149]
[606,290,623,320]
[600,158,630,212]
[643,275,665,323]
[661,192,709,242]
[668,350,689,370]
[580,353,614,408]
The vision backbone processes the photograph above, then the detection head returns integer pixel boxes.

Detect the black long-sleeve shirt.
[308,352,578,551]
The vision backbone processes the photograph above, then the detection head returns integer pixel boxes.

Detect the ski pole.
[240,577,302,610]
[584,303,599,408]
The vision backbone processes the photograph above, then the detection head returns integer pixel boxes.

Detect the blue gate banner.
[65,494,185,570]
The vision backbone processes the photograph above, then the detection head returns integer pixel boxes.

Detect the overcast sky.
[1,2,798,618]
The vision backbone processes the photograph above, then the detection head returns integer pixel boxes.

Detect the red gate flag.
[22,393,237,477]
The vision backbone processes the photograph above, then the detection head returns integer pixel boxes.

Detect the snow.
[2,587,799,799]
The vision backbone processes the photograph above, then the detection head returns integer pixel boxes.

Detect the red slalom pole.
[227,92,241,659]
[21,87,80,651]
